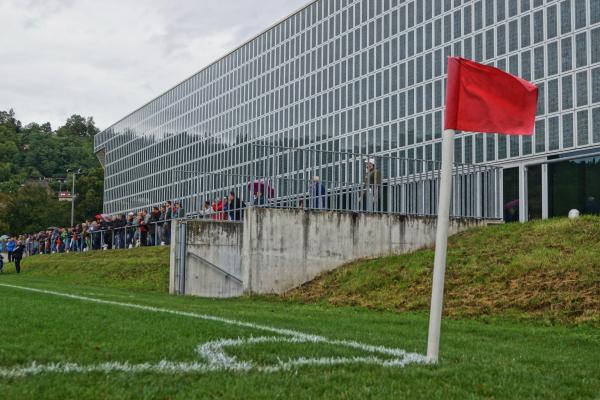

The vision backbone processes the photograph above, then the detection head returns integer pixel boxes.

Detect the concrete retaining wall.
[171,221,244,298]
[170,207,489,297]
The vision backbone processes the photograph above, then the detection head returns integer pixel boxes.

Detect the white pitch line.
[0,283,428,377]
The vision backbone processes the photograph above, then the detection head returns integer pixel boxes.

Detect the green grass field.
[0,218,599,399]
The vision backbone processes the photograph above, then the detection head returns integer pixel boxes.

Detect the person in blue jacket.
[309,176,327,209]
[6,238,16,263]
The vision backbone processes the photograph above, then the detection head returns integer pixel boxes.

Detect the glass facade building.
[95,0,600,220]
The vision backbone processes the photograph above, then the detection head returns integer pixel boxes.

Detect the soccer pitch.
[1,277,599,399]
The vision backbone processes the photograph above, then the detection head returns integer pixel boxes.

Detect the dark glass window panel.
[509,20,519,51]
[509,54,519,75]
[485,0,494,26]
[575,0,587,29]
[576,32,588,68]
[560,0,572,34]
[486,135,496,161]
[464,37,473,59]
[475,33,484,61]
[474,1,483,31]
[522,134,533,155]
[464,5,472,34]
[561,37,572,72]
[577,71,588,107]
[562,75,574,109]
[454,10,462,39]
[535,119,545,153]
[498,135,508,159]
[425,22,433,50]
[435,111,442,139]
[592,28,600,64]
[563,113,574,148]
[547,5,558,39]
[508,0,518,17]
[497,25,506,56]
[593,108,600,143]
[537,82,546,115]
[464,135,473,163]
[548,79,559,113]
[521,50,531,81]
[444,14,452,42]
[475,134,484,163]
[521,15,530,48]
[527,164,542,220]
[510,135,520,157]
[577,110,589,146]
[549,156,600,218]
[503,167,520,222]
[534,46,545,80]
[485,29,495,59]
[591,68,600,104]
[533,11,544,43]
[547,41,558,76]
[548,116,560,151]
[497,0,506,22]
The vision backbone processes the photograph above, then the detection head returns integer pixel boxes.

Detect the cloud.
[0,0,309,130]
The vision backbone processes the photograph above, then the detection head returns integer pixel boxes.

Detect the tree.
[0,109,105,234]
[56,114,99,137]
[4,184,71,234]
[73,166,104,221]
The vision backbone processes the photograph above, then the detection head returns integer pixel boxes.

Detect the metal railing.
[18,220,176,257]
[10,146,502,259]
[178,144,502,220]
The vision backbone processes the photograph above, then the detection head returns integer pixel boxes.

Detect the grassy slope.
[285,217,600,325]
[15,246,170,292]
[11,217,600,325]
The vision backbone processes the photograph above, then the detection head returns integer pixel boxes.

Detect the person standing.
[200,201,214,219]
[363,158,382,212]
[12,240,25,274]
[139,210,149,246]
[148,206,161,246]
[309,176,327,209]
[228,192,244,221]
[163,201,173,245]
[173,201,185,219]
[6,237,16,263]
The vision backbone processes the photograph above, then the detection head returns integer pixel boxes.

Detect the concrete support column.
[542,163,549,219]
[519,165,528,223]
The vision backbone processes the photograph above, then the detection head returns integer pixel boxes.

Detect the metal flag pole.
[426,128,455,364]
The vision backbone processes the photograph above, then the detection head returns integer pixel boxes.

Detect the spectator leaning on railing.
[4,194,264,260]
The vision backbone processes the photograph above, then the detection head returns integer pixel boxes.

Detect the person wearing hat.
[363,158,382,212]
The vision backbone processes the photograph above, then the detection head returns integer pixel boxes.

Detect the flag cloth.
[444,57,539,135]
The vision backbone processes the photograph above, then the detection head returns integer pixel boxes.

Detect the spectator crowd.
[1,165,382,261]
[1,200,187,257]
[1,192,249,259]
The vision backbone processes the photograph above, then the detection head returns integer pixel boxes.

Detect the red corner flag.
[444,57,538,135]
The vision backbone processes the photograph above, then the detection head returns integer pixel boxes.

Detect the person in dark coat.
[228,192,244,221]
[12,240,25,274]
[309,176,327,209]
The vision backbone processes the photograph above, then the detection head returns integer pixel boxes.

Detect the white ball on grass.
[568,209,580,219]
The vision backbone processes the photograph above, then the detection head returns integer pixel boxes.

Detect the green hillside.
[16,246,170,293]
[10,217,600,325]
[285,216,600,325]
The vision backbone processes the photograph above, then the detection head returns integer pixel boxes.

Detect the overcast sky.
[0,0,309,130]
